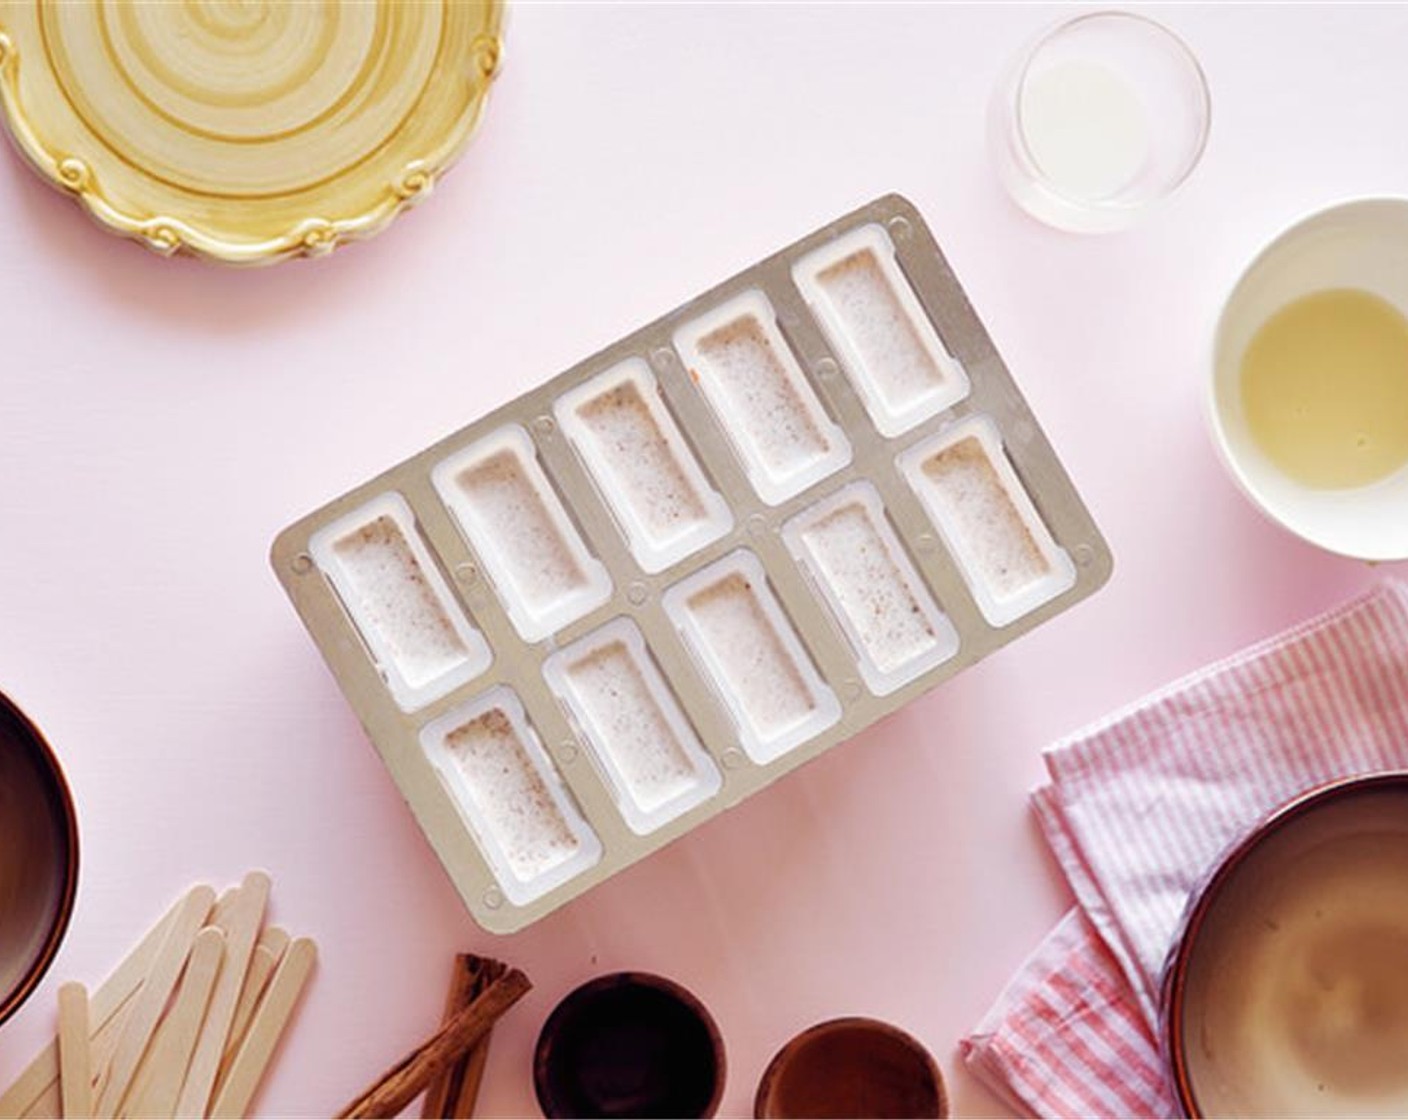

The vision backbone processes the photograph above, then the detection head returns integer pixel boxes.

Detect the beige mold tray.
[272,194,1113,934]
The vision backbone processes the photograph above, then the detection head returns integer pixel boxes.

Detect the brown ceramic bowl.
[0,691,79,1027]
[534,972,725,1118]
[1163,772,1408,1117]
[754,1017,947,1119]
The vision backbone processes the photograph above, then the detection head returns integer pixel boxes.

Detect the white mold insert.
[422,688,601,907]
[309,493,491,711]
[556,360,732,574]
[899,416,1075,628]
[784,483,959,696]
[794,224,970,437]
[675,290,851,505]
[664,550,840,765]
[433,426,612,643]
[544,618,721,835]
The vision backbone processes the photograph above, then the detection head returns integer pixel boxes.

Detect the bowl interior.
[1212,198,1408,560]
[754,1016,946,1119]
[1169,775,1408,1117]
[533,972,724,1119]
[0,695,77,1024]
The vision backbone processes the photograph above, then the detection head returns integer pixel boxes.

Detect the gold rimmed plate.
[0,0,504,264]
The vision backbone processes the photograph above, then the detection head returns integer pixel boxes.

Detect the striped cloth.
[962,580,1408,1118]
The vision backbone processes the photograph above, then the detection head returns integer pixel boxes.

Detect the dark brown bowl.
[0,691,79,1027]
[1162,771,1408,1118]
[534,972,725,1118]
[754,1017,947,1119]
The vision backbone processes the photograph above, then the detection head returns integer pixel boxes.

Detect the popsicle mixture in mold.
[795,224,969,436]
[331,515,472,689]
[800,505,937,675]
[817,248,949,416]
[457,453,586,601]
[565,640,698,813]
[559,363,731,572]
[436,428,612,642]
[443,706,583,882]
[684,572,816,741]
[694,314,830,473]
[546,620,722,834]
[785,484,960,695]
[900,418,1075,627]
[678,292,850,504]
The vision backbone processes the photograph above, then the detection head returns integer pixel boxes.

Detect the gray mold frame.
[271,193,1114,934]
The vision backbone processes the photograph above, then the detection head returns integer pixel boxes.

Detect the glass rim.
[1010,8,1213,214]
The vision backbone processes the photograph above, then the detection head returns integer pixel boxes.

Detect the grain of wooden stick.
[57,983,90,1120]
[215,927,290,1097]
[175,870,270,1119]
[124,926,225,1120]
[207,937,318,1120]
[92,884,215,1119]
[337,968,531,1120]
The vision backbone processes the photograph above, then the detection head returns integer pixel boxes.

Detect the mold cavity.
[794,224,969,436]
[900,417,1075,627]
[423,688,600,907]
[556,361,731,573]
[784,484,958,696]
[676,291,850,505]
[665,551,840,764]
[435,427,612,643]
[311,493,490,710]
[545,620,721,834]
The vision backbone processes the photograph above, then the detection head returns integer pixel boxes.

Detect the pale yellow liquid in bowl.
[1240,288,1408,489]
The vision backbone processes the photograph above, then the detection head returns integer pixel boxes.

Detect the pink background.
[3,4,1407,1116]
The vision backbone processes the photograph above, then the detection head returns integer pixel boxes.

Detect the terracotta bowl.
[533,972,725,1118]
[754,1017,947,1119]
[1163,772,1408,1117]
[0,691,79,1027]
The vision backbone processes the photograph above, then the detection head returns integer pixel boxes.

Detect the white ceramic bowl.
[1210,198,1408,561]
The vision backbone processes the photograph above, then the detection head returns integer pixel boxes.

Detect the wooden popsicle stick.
[207,938,317,1120]
[93,885,216,1119]
[174,871,270,1119]
[57,983,91,1120]
[229,925,291,1054]
[0,893,185,1118]
[123,927,226,1120]
[19,988,137,1120]
[209,888,240,931]
[216,934,286,1095]
[257,925,291,957]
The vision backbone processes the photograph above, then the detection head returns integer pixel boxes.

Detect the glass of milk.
[990,11,1210,233]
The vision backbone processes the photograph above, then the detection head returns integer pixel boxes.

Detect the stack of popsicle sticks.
[0,873,317,1120]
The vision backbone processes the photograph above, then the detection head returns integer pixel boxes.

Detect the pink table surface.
[2,4,1407,1117]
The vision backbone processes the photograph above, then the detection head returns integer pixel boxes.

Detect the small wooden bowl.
[754,1017,947,1119]
[0,691,79,1026]
[1163,772,1408,1117]
[534,972,725,1118]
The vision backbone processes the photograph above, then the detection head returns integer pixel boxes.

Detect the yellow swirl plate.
[0,1,504,264]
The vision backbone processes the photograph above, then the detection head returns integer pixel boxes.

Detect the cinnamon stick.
[422,955,507,1119]
[444,1004,496,1118]
[420,957,476,1119]
[337,967,530,1120]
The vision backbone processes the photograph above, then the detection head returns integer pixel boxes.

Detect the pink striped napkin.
[962,580,1408,1117]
